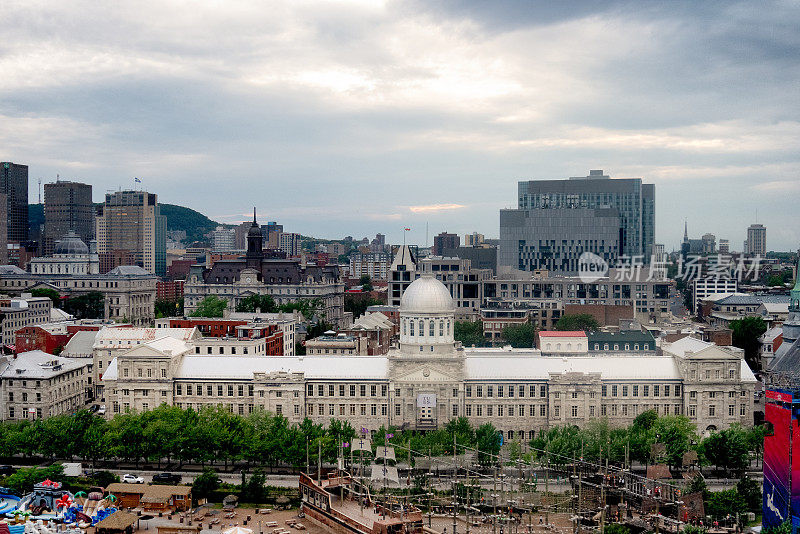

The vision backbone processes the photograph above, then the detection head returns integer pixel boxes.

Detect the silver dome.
[54,232,89,255]
[400,276,455,313]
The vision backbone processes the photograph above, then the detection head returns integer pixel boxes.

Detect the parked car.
[121,473,144,484]
[152,472,181,484]
[0,465,15,476]
[97,405,106,416]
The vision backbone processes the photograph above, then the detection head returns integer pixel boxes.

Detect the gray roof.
[717,294,789,306]
[0,265,26,274]
[61,330,99,357]
[0,351,88,379]
[587,330,655,345]
[106,265,149,276]
[769,337,800,375]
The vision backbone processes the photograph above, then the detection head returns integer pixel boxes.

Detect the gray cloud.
[0,0,798,250]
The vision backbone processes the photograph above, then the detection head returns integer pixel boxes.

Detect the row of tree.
[530,411,766,474]
[31,288,105,319]
[0,406,501,469]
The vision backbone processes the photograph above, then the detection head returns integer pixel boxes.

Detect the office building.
[746,224,766,256]
[701,233,716,255]
[0,193,7,265]
[279,232,301,257]
[0,162,28,244]
[501,170,655,274]
[432,232,459,256]
[212,226,236,252]
[349,252,391,281]
[95,190,167,275]
[43,181,94,255]
[719,239,730,254]
[464,232,485,247]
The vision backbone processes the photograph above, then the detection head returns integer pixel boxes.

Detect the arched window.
[546,343,551,350]
[402,320,406,336]
[567,343,572,350]
[556,343,561,350]
[429,320,435,337]
[447,320,450,335]
[419,320,424,336]
[439,320,444,337]
[409,321,414,336]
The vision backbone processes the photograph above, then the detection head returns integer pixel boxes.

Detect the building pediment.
[684,345,738,360]
[391,364,460,383]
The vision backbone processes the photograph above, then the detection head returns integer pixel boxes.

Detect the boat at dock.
[299,471,423,534]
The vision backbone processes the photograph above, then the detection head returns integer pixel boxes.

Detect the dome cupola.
[398,275,457,355]
[54,231,89,255]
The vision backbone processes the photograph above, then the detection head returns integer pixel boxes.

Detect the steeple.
[246,208,263,269]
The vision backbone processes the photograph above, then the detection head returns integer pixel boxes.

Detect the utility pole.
[453,433,458,534]
[544,454,550,526]
[493,466,498,534]
[317,439,322,484]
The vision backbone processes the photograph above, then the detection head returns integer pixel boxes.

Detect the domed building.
[29,231,99,275]
[399,276,456,355]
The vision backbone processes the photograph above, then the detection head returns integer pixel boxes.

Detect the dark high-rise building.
[43,180,94,255]
[432,232,459,256]
[500,169,656,274]
[0,162,28,244]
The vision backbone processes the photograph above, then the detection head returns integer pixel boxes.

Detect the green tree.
[236,295,277,313]
[31,287,61,306]
[729,316,767,371]
[240,469,267,503]
[191,296,228,317]
[476,423,501,465]
[736,476,761,513]
[63,291,105,319]
[192,468,220,500]
[768,274,786,287]
[155,298,184,318]
[706,489,746,520]
[651,415,697,468]
[359,275,373,292]
[501,323,537,348]
[344,293,382,319]
[555,313,600,332]
[454,321,486,347]
[604,525,631,534]
[701,425,750,474]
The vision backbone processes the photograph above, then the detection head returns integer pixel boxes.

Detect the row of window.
[402,318,451,338]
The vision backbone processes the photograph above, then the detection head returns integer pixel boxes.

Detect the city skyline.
[1,1,798,250]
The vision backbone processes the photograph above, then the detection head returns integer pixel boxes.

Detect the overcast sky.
[2,0,798,251]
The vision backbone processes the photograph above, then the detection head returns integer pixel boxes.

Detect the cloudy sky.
[2,0,798,251]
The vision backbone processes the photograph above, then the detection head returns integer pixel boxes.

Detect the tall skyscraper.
[0,162,28,244]
[500,169,655,274]
[43,180,94,255]
[95,190,166,275]
[746,224,766,256]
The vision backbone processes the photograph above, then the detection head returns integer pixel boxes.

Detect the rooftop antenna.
[38,178,42,204]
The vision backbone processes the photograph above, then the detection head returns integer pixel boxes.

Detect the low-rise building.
[0,351,91,420]
[305,332,369,355]
[587,330,656,355]
[0,265,158,326]
[538,331,587,353]
[0,294,53,347]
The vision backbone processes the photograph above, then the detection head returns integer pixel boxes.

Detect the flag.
[404,227,410,231]
[134,177,141,183]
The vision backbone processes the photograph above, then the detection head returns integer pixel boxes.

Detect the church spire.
[683,219,688,242]
[253,207,257,226]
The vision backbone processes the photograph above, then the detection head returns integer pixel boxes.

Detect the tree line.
[0,406,502,469]
[529,410,766,474]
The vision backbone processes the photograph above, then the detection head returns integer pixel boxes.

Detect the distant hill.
[28,202,223,245]
[160,203,222,244]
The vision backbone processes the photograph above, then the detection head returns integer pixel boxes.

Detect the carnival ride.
[0,480,119,530]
